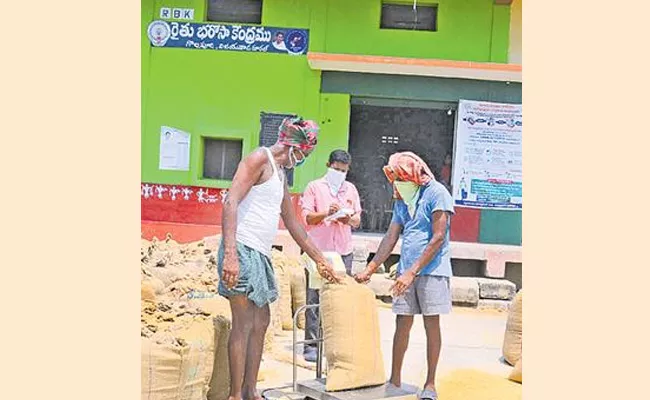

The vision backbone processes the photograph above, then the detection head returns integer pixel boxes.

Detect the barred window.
[203,138,243,180]
[380,2,438,32]
[207,0,263,24]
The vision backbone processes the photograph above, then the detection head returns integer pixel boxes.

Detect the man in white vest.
[219,116,341,400]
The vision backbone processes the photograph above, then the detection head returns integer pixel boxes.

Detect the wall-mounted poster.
[452,100,522,210]
[159,126,191,171]
[147,20,309,55]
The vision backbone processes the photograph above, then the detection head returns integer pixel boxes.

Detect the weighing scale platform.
[295,379,419,400]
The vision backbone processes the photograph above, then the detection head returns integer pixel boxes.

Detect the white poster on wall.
[159,126,191,171]
[452,100,522,210]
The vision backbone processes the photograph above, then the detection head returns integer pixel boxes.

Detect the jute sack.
[503,289,523,366]
[271,250,294,330]
[141,318,215,400]
[264,299,281,353]
[141,281,157,302]
[185,293,232,320]
[270,296,282,335]
[147,276,166,295]
[278,267,293,330]
[147,266,185,288]
[208,315,232,400]
[509,357,522,384]
[290,265,307,329]
[320,276,386,391]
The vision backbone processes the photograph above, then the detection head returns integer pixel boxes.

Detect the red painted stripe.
[450,207,481,243]
[141,183,305,229]
[142,182,480,243]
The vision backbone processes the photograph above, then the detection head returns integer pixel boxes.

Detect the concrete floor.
[259,306,513,392]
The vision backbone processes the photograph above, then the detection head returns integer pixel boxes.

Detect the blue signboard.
[147,20,309,55]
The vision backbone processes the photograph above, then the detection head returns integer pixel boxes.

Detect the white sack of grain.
[208,315,232,400]
[290,263,307,329]
[271,251,294,330]
[502,289,523,366]
[321,276,386,391]
[141,318,215,400]
[509,357,522,384]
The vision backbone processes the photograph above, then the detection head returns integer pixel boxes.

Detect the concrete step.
[477,278,517,300]
[450,277,480,307]
[477,299,512,312]
[365,275,516,310]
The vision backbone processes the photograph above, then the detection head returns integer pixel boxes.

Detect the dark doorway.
[347,104,455,233]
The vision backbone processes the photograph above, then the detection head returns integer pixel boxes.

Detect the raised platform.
[274,231,522,279]
[296,379,418,400]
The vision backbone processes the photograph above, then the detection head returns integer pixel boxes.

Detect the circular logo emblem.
[286,30,307,55]
[147,20,171,47]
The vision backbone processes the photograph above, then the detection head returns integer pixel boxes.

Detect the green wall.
[323,0,510,62]
[141,0,520,245]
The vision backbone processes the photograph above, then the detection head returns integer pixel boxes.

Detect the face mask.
[287,147,306,169]
[394,181,420,218]
[325,168,347,196]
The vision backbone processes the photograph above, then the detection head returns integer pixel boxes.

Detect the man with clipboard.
[299,149,362,362]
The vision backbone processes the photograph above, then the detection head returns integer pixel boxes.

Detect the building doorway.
[347,103,455,233]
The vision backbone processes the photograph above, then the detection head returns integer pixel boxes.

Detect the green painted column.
[490,4,511,63]
[311,93,351,179]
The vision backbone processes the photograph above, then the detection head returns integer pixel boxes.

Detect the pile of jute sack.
[503,289,523,384]
[141,235,387,399]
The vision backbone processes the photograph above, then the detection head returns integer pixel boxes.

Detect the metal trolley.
[262,304,418,400]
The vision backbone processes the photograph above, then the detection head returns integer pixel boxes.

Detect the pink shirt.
[300,178,362,256]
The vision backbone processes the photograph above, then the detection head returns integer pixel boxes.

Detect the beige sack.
[321,276,386,391]
[186,293,232,320]
[208,315,232,400]
[141,281,157,302]
[271,250,294,330]
[509,357,522,383]
[269,296,282,334]
[264,298,282,353]
[290,265,307,330]
[278,267,293,330]
[141,318,215,400]
[503,289,523,366]
[263,301,275,353]
[147,266,184,288]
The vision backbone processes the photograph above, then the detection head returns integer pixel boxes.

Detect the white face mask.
[325,168,347,196]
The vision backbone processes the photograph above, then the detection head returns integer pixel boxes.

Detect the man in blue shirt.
[355,151,454,400]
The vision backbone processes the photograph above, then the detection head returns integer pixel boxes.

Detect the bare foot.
[242,389,263,400]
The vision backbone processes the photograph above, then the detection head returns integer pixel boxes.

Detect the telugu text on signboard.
[147,20,309,55]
